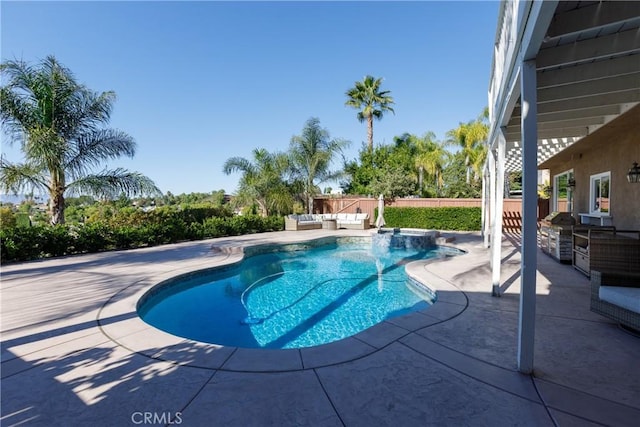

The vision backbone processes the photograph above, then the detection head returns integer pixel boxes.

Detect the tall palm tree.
[289,118,350,214]
[445,108,489,184]
[223,148,293,216]
[0,56,160,225]
[345,75,395,152]
[413,132,449,197]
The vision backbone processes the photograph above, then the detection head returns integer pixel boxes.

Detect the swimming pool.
[138,238,462,349]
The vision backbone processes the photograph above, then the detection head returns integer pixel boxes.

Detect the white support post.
[483,154,494,249]
[481,168,488,247]
[518,59,538,374]
[491,130,507,296]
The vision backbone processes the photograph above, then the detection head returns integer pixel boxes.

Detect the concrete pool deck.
[1,229,639,426]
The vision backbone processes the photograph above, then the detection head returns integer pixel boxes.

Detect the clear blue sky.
[1,1,499,196]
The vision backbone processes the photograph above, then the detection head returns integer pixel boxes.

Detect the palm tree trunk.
[50,190,65,225]
[367,115,374,151]
[307,177,313,214]
[257,199,268,217]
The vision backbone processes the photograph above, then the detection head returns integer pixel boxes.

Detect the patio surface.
[1,229,639,426]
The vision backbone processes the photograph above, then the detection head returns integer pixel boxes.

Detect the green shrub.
[75,222,114,253]
[0,207,16,229]
[382,207,481,231]
[40,225,75,257]
[1,226,44,261]
[15,213,31,228]
[0,213,286,263]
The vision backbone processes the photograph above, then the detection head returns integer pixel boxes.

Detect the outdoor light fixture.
[627,162,640,183]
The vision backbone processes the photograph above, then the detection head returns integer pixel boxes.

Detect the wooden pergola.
[484,1,640,373]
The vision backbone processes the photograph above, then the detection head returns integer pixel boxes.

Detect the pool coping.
[97,235,470,373]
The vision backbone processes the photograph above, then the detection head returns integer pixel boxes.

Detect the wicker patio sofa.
[590,270,640,331]
[284,214,323,231]
[284,213,371,231]
[322,213,370,230]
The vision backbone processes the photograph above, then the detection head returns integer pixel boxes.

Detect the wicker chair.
[590,270,640,331]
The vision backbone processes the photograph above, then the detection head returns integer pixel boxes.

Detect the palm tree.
[413,132,449,197]
[445,108,489,184]
[0,56,160,225]
[345,75,395,152]
[223,148,294,216]
[289,118,350,214]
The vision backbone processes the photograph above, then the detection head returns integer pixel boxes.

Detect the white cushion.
[346,214,357,221]
[337,213,347,220]
[599,286,640,314]
[355,213,368,220]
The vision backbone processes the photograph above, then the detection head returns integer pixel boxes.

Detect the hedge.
[379,206,481,231]
[0,215,284,263]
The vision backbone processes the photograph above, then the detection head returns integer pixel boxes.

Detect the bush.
[15,213,32,228]
[381,207,481,231]
[0,214,285,263]
[0,207,16,228]
[40,225,75,257]
[75,222,114,253]
[1,226,43,261]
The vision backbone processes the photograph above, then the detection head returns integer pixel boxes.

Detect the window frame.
[589,171,611,216]
[552,169,573,213]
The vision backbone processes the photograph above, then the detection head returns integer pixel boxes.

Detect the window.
[590,172,610,215]
[553,170,573,213]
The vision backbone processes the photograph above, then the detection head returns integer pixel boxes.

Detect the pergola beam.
[537,55,640,89]
[505,126,587,142]
[537,28,640,70]
[506,117,603,133]
[510,105,622,125]
[512,90,640,116]
[546,2,640,39]
[537,73,640,103]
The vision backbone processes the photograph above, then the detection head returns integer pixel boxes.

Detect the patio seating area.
[284,213,370,231]
[1,229,638,426]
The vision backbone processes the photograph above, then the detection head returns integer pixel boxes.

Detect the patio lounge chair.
[590,269,640,331]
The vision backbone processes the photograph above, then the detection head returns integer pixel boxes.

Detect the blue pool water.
[138,241,460,349]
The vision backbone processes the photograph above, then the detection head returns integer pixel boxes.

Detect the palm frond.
[67,168,161,199]
[0,84,41,143]
[0,157,49,195]
[65,129,136,178]
[223,157,255,175]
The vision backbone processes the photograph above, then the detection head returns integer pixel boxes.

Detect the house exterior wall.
[547,128,640,230]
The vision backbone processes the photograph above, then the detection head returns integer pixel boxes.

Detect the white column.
[518,59,538,374]
[491,130,506,296]
[480,165,490,248]
[488,147,496,251]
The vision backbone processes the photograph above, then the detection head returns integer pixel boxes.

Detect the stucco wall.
[548,126,640,230]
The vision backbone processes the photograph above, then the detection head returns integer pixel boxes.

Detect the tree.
[341,139,418,198]
[223,148,294,216]
[439,151,482,198]
[0,56,160,224]
[446,107,489,184]
[289,118,349,214]
[412,132,449,197]
[345,75,395,152]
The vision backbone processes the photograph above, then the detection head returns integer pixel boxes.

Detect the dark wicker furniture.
[590,270,640,331]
